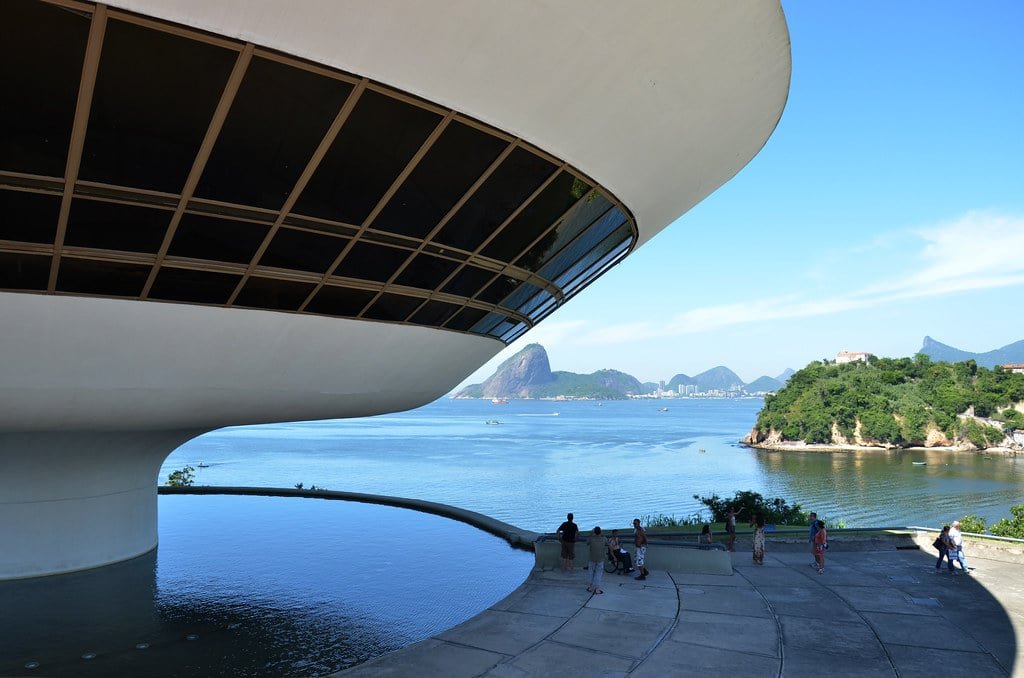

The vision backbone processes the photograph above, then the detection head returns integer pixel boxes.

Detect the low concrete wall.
[909,530,1024,565]
[159,486,540,551]
[534,539,732,575]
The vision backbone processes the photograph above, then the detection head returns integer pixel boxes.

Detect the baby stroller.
[604,547,634,575]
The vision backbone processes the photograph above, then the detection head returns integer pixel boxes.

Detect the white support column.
[0,430,201,580]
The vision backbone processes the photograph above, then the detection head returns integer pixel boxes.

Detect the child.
[813,520,827,574]
[699,524,713,549]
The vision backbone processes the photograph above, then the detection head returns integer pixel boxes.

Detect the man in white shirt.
[948,521,973,573]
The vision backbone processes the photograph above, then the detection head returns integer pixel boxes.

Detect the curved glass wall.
[0,0,637,344]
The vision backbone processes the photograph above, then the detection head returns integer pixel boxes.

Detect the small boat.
[485,420,501,425]
[197,463,209,468]
[911,461,927,466]
[698,448,706,453]
[657,407,668,412]
[491,398,509,405]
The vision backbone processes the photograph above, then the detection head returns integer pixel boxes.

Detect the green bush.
[166,466,195,487]
[642,513,702,528]
[694,490,806,525]
[958,514,986,534]
[958,420,1006,448]
[989,505,1024,539]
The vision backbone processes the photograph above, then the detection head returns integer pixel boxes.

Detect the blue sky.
[459,1,1024,387]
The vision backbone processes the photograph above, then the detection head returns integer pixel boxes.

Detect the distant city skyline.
[458,1,1024,388]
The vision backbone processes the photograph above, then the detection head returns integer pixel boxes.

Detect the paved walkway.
[338,547,1023,677]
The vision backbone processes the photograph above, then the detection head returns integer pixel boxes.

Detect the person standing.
[807,512,819,568]
[934,525,956,574]
[586,526,608,594]
[751,513,766,564]
[557,512,579,573]
[948,520,973,573]
[813,520,827,574]
[632,518,650,580]
[724,509,740,552]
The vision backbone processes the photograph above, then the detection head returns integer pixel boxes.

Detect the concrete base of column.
[0,429,201,580]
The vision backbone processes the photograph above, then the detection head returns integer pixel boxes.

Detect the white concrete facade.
[0,292,502,578]
[1,2,790,578]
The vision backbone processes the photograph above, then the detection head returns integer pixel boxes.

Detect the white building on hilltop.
[836,351,873,364]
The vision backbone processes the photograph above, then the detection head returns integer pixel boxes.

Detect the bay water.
[164,397,1024,530]
[6,397,1022,676]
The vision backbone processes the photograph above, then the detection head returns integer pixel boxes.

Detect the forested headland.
[746,355,1024,451]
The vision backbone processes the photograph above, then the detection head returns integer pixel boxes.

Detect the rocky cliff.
[454,344,553,399]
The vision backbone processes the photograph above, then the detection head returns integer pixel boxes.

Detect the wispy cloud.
[550,211,1024,347]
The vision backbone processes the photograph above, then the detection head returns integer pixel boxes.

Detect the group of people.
[556,513,651,595]
[558,511,977,588]
[718,508,829,572]
[934,520,973,574]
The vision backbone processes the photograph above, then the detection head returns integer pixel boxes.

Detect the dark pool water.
[0,496,534,677]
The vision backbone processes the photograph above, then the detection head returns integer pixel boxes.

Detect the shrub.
[166,466,195,487]
[958,514,986,534]
[694,490,806,525]
[989,505,1024,539]
[642,513,702,529]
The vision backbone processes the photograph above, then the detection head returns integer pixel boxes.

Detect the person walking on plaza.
[751,513,766,564]
[725,508,740,552]
[948,520,973,573]
[632,518,650,580]
[934,525,957,574]
[813,520,827,574]
[557,512,579,574]
[807,512,820,568]
[586,526,608,594]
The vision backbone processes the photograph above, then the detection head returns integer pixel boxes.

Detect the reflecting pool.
[0,496,534,677]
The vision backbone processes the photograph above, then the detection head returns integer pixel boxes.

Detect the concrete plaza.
[338,545,1022,677]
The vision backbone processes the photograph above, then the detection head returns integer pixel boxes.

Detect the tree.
[167,466,195,487]
[694,490,806,525]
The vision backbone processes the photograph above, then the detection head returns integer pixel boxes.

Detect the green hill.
[745,375,785,393]
[750,355,1024,449]
[919,336,1024,368]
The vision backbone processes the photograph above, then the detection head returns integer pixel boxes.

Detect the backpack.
[932,537,943,550]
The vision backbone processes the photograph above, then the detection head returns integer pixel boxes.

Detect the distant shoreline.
[742,441,1021,456]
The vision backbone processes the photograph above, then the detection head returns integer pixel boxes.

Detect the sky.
[458,1,1024,388]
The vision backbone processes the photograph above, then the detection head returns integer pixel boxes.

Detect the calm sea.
[164,397,1024,529]
[6,397,1022,676]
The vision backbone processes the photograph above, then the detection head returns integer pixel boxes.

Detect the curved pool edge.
[158,485,541,551]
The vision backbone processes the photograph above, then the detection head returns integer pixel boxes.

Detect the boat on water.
[657,407,668,412]
[911,461,927,466]
[491,398,509,405]
[197,463,209,468]
[485,420,501,425]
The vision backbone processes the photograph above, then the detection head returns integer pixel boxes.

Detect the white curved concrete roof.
[106,0,791,246]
